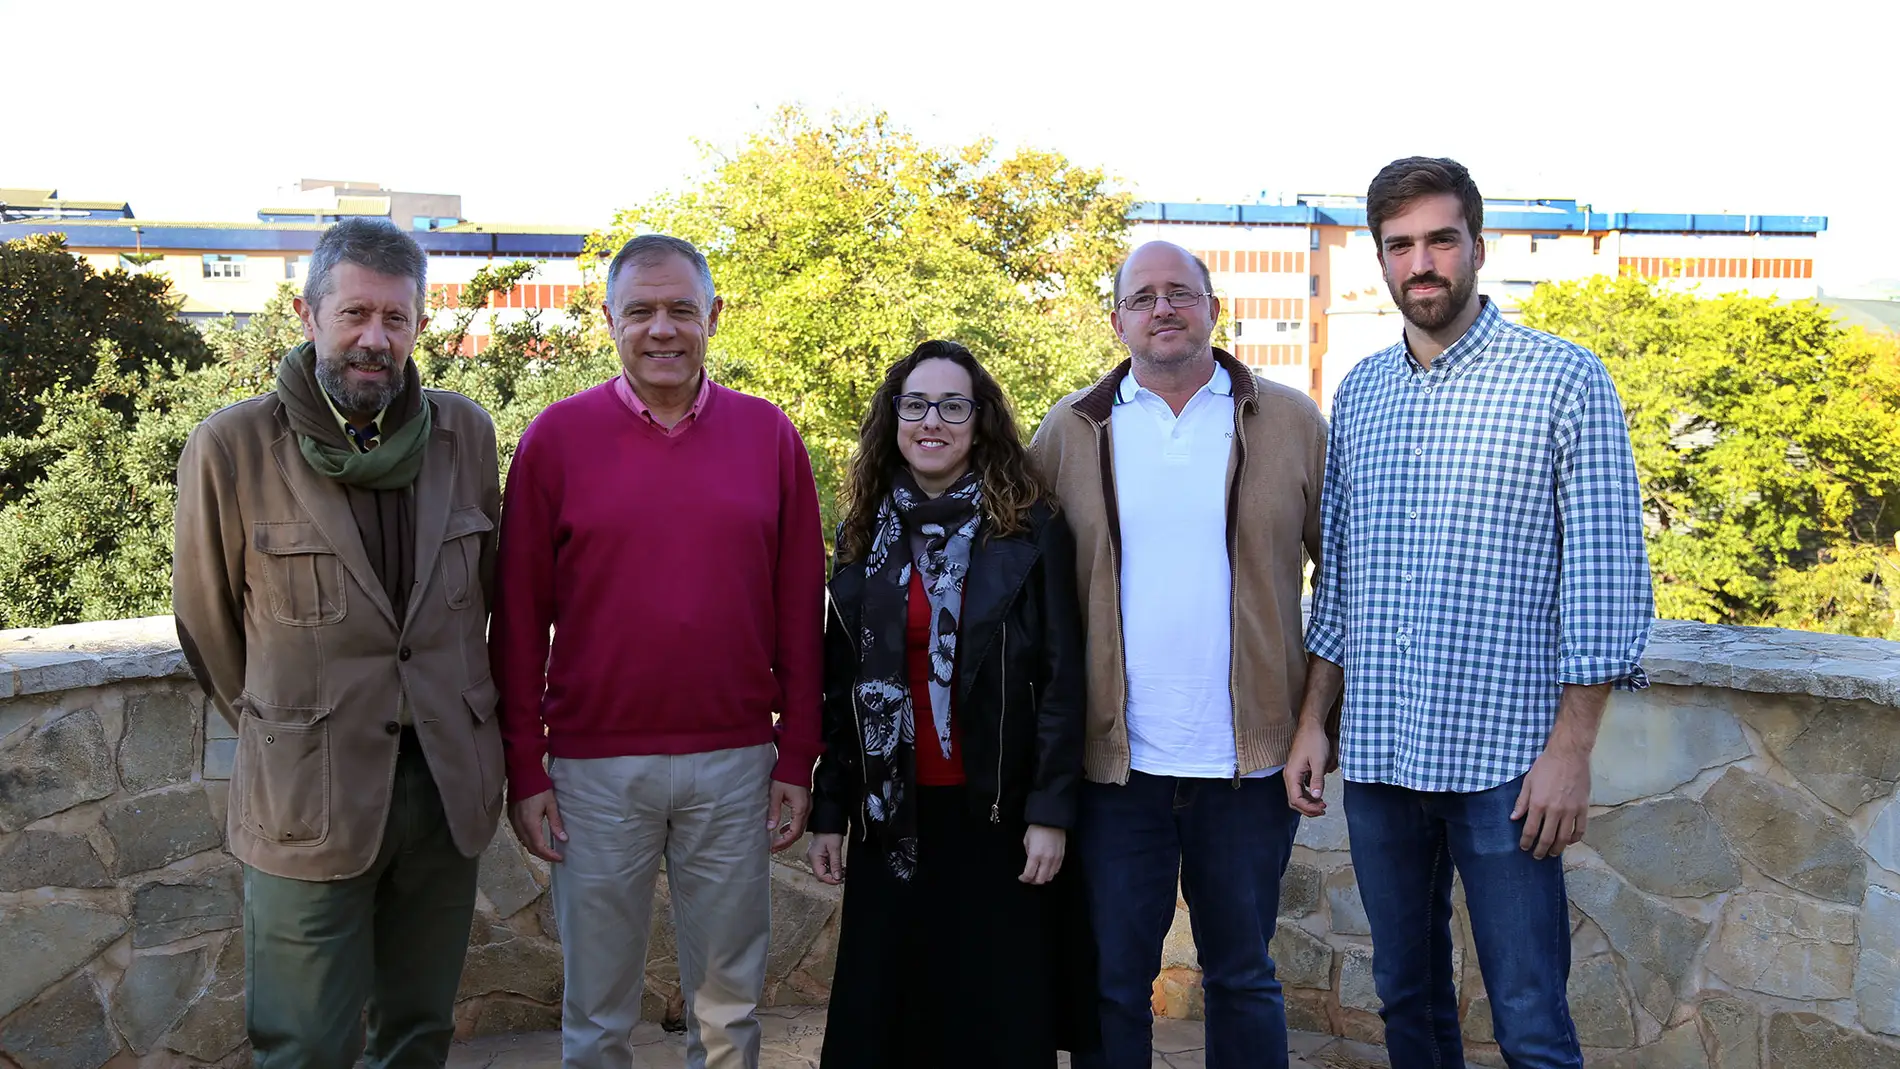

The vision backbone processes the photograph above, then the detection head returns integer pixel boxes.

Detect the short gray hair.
[605,234,716,309]
[304,217,429,317]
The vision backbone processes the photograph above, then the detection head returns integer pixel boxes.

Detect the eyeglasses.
[1116,290,1211,313]
[894,395,977,424]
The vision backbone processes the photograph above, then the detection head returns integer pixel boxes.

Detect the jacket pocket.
[441,507,494,610]
[253,521,348,626]
[464,676,503,810]
[233,696,332,845]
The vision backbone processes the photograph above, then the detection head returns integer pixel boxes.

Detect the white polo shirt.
[1111,364,1279,780]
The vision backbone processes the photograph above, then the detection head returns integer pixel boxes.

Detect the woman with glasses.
[808,340,1096,1067]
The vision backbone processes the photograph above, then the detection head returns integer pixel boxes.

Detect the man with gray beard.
[173,217,504,1068]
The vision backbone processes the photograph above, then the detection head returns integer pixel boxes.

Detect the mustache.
[339,349,395,370]
[1405,274,1452,293]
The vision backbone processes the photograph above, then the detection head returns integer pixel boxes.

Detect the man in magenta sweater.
[491,234,826,1069]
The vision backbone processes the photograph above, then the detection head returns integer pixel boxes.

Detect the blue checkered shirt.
[1306,298,1654,792]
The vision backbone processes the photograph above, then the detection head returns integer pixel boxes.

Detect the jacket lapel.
[954,533,1040,708]
[269,419,399,627]
[407,418,457,630]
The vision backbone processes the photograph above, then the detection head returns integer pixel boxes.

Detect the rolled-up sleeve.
[1553,360,1654,689]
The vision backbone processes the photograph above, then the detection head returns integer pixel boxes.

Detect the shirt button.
[385,721,401,736]
[1403,573,1414,582]
[399,647,412,661]
[1409,510,1419,519]
[1414,447,1423,456]
[1424,387,1434,395]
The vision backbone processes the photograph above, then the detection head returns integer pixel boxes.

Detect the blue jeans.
[1344,776,1581,1069]
[1075,771,1301,1069]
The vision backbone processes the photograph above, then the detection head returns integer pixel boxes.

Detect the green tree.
[0,348,232,626]
[198,282,308,392]
[0,234,210,478]
[593,107,1131,525]
[0,286,307,628]
[414,261,619,470]
[0,110,1135,627]
[1520,276,1900,637]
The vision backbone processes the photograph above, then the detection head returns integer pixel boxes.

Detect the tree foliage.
[592,107,1131,525]
[0,282,315,627]
[413,262,618,467]
[0,234,211,491]
[1521,275,1900,637]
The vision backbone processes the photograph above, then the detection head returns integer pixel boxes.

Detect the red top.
[908,569,965,786]
[491,380,827,800]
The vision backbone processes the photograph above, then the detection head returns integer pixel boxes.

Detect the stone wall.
[6,615,1898,1068]
[0,618,842,1068]
[1154,622,1900,1068]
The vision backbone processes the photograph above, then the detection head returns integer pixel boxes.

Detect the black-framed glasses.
[1117,290,1211,313]
[894,395,977,424]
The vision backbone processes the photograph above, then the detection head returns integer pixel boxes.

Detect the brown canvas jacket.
[1028,349,1327,785]
[172,387,503,880]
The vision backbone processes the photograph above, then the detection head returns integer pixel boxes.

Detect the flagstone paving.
[443,1008,1400,1068]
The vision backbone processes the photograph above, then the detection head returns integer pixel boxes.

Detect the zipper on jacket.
[993,621,1007,823]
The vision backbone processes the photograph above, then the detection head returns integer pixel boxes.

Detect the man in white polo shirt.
[1030,241,1329,1069]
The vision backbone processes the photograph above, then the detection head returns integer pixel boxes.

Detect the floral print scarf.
[854,468,982,880]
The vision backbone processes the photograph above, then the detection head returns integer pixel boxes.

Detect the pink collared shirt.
[614,371,711,436]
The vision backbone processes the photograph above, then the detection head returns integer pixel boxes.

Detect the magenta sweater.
[490,379,826,799]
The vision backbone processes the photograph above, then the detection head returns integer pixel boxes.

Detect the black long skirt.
[819,786,1099,1069]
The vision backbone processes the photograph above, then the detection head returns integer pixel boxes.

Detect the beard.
[1392,268,1478,332]
[315,347,407,416]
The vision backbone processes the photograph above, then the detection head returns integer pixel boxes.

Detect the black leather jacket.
[810,501,1086,837]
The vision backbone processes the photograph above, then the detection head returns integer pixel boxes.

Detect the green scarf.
[275,342,433,490]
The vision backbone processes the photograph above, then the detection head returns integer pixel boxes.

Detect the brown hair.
[1366,157,1484,246]
[836,340,1049,562]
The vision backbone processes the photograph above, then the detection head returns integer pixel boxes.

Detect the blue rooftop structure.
[1126,196,1826,236]
[0,220,588,258]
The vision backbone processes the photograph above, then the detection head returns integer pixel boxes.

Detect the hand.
[767,781,811,852]
[808,833,846,884]
[1512,747,1591,859]
[1020,825,1066,885]
[1284,721,1333,817]
[509,790,567,863]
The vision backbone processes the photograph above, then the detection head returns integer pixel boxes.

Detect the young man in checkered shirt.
[1286,157,1654,1069]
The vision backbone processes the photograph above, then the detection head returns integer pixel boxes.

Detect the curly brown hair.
[836,340,1050,562]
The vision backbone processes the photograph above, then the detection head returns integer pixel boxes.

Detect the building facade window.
[285,255,311,280]
[202,254,247,280]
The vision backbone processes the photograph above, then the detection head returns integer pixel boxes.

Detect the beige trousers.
[550,744,775,1069]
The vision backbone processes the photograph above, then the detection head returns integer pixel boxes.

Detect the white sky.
[7,0,1894,291]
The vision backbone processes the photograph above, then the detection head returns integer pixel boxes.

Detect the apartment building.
[1129,196,1826,407]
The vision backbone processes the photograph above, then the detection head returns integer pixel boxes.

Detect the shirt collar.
[615,369,713,428]
[1398,295,1501,375]
[323,389,387,451]
[1116,360,1233,405]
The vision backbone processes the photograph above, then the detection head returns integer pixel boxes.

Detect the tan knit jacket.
[1028,350,1328,785]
